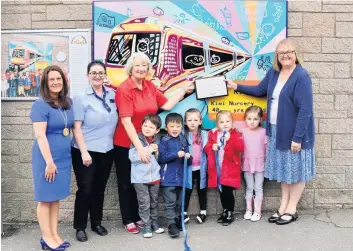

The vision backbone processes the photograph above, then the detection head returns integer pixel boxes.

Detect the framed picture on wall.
[1,29,91,101]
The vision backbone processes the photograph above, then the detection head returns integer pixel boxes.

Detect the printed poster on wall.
[1,29,91,101]
[93,1,287,128]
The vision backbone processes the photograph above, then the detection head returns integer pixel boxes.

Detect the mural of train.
[10,46,43,71]
[104,16,251,98]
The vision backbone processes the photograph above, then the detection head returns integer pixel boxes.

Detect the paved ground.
[2,210,353,251]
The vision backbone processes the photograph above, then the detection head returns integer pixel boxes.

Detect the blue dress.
[30,98,74,202]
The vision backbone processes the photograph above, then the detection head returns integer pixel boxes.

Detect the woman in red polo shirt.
[114,52,193,234]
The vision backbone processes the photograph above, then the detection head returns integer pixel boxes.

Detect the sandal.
[276,212,298,225]
[268,210,281,223]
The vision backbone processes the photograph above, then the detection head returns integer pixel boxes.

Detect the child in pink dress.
[242,106,267,222]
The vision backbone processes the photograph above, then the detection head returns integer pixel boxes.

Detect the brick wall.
[1,0,353,223]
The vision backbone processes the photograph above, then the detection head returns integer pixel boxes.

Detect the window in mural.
[182,44,205,70]
[209,50,233,66]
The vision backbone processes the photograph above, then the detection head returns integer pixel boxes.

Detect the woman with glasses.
[71,61,118,242]
[114,52,194,234]
[227,39,315,225]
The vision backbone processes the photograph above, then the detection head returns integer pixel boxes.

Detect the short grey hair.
[124,52,153,76]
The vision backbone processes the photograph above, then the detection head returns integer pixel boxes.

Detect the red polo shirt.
[114,76,168,148]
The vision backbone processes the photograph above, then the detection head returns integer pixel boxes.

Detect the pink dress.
[242,127,267,173]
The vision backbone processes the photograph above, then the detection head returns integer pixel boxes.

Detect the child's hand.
[148,144,158,153]
[212,144,219,151]
[185,153,191,159]
[178,151,185,157]
[225,132,230,141]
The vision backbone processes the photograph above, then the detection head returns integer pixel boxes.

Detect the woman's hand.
[185,153,191,159]
[212,144,219,151]
[183,80,195,94]
[81,151,92,167]
[45,162,58,182]
[138,147,151,163]
[226,80,237,91]
[291,141,302,153]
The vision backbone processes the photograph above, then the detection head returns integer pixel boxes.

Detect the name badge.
[109,99,115,103]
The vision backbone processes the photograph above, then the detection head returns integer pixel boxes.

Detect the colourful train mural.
[93,1,287,128]
[104,16,251,99]
[11,46,43,71]
[8,42,52,72]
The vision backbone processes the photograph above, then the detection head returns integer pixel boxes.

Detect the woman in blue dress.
[227,39,315,225]
[30,65,74,251]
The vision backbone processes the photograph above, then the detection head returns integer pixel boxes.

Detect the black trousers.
[72,147,114,230]
[114,145,140,225]
[219,185,235,212]
[184,170,207,211]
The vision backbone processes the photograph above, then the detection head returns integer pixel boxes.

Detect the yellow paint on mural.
[246,0,257,48]
[35,61,49,70]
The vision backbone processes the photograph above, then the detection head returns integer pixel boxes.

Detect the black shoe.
[92,225,108,236]
[276,212,298,225]
[175,217,183,231]
[217,209,227,223]
[168,223,180,238]
[196,213,207,224]
[268,210,282,223]
[76,229,88,242]
[222,211,234,226]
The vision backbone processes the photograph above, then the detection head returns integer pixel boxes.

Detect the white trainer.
[143,231,153,238]
[244,210,252,220]
[251,212,261,222]
[154,227,165,234]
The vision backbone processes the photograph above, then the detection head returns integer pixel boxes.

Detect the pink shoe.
[135,220,143,229]
[125,223,139,234]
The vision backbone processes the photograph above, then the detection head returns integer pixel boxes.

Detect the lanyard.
[215,130,227,191]
[181,156,192,251]
[92,86,111,113]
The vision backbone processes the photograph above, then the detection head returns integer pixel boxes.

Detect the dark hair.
[184,108,202,145]
[165,113,183,126]
[87,60,106,74]
[40,65,71,109]
[142,114,162,129]
[245,105,264,126]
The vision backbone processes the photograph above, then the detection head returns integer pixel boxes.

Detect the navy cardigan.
[237,65,315,150]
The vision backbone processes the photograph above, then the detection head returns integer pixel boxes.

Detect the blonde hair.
[272,39,303,72]
[216,110,232,124]
[124,52,152,76]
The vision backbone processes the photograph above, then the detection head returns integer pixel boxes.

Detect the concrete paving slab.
[2,211,353,251]
[327,209,353,228]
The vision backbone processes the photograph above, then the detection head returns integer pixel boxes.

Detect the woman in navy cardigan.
[228,39,315,225]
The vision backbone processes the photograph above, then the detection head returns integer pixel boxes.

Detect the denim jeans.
[161,186,182,225]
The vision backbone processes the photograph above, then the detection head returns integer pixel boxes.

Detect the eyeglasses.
[89,71,106,77]
[277,50,295,57]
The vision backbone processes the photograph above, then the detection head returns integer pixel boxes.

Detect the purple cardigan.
[237,65,315,150]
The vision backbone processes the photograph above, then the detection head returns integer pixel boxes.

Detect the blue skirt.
[264,125,315,184]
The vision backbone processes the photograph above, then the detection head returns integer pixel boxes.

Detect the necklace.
[58,107,69,136]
